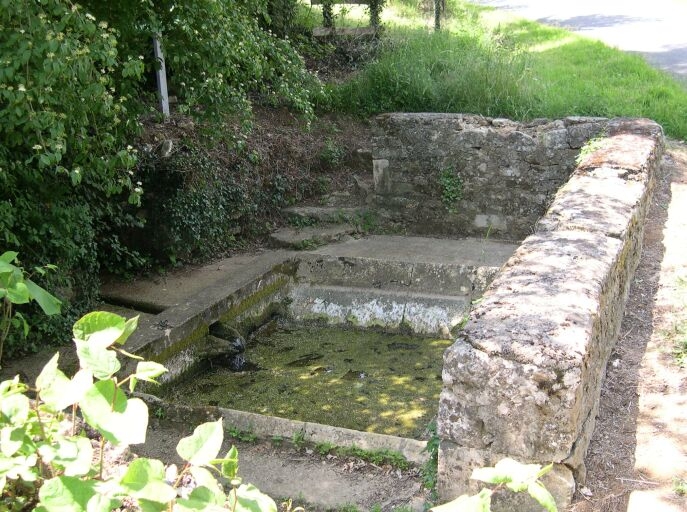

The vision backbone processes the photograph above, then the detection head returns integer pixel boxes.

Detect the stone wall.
[371,113,608,239]
[436,118,664,510]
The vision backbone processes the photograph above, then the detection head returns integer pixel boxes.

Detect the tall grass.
[330,28,534,118]
[325,0,687,140]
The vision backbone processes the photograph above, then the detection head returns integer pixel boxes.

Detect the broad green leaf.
[176,419,224,466]
[472,458,545,492]
[40,368,92,412]
[189,466,225,503]
[75,340,120,380]
[73,312,126,348]
[1,453,38,481]
[36,353,60,391]
[527,481,558,512]
[7,281,30,304]
[119,458,176,503]
[86,493,119,512]
[38,476,100,512]
[137,499,169,512]
[0,393,30,425]
[228,483,278,512]
[131,361,167,392]
[176,486,225,511]
[25,278,61,315]
[14,311,29,337]
[220,445,239,479]
[80,381,148,445]
[0,426,26,457]
[0,251,18,264]
[114,315,139,345]
[106,397,148,445]
[40,436,93,477]
[430,488,492,512]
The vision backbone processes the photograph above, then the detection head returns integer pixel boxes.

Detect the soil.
[569,140,687,512]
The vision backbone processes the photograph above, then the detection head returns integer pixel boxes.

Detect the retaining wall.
[372,113,608,239]
[436,118,665,510]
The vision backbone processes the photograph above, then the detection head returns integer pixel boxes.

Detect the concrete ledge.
[437,118,664,510]
[140,394,429,466]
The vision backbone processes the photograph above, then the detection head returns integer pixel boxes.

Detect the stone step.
[283,206,369,224]
[296,253,498,298]
[288,284,470,337]
[268,224,359,249]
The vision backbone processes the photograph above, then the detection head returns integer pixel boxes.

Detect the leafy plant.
[439,168,462,213]
[431,458,557,512]
[227,426,258,443]
[0,311,277,511]
[292,430,306,449]
[420,421,440,501]
[0,251,61,366]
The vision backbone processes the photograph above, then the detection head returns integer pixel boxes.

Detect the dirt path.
[572,140,687,511]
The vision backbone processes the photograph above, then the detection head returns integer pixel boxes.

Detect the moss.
[161,325,451,439]
[151,323,209,364]
[219,275,290,325]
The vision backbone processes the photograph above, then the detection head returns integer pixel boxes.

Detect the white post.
[153,36,170,118]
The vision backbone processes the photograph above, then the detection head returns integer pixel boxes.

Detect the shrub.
[80,0,323,121]
[0,0,144,354]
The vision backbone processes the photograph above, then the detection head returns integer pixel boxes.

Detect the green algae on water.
[162,325,451,439]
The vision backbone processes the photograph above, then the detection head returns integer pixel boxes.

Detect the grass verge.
[325,0,687,140]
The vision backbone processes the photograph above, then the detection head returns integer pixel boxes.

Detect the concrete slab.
[308,235,517,267]
[101,250,295,311]
[269,224,358,249]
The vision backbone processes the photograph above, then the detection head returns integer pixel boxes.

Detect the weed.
[421,421,439,502]
[288,215,319,229]
[152,407,166,420]
[292,429,307,449]
[272,435,285,447]
[439,167,463,213]
[334,446,410,470]
[575,135,608,166]
[354,210,379,233]
[674,478,687,496]
[316,441,337,455]
[292,238,324,251]
[320,138,346,167]
[227,426,258,443]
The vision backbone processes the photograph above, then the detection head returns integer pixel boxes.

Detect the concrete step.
[288,284,470,336]
[297,235,517,298]
[269,224,359,249]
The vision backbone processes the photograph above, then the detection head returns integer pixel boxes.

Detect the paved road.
[471,0,687,80]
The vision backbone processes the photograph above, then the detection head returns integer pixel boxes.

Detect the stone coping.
[436,118,664,510]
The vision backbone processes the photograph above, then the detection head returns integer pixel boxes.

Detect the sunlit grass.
[321,0,687,140]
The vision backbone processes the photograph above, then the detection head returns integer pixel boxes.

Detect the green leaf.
[119,458,176,504]
[228,483,278,512]
[7,281,30,304]
[0,393,30,425]
[75,340,120,380]
[114,315,139,345]
[25,278,61,315]
[527,481,558,512]
[0,251,18,264]
[73,312,127,348]
[40,476,92,510]
[80,381,148,445]
[176,419,224,466]
[133,361,167,384]
[430,488,492,512]
[0,426,26,457]
[39,364,92,412]
[175,486,225,511]
[220,445,239,480]
[472,458,545,492]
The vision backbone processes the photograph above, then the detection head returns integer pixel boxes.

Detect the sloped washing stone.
[269,224,358,249]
